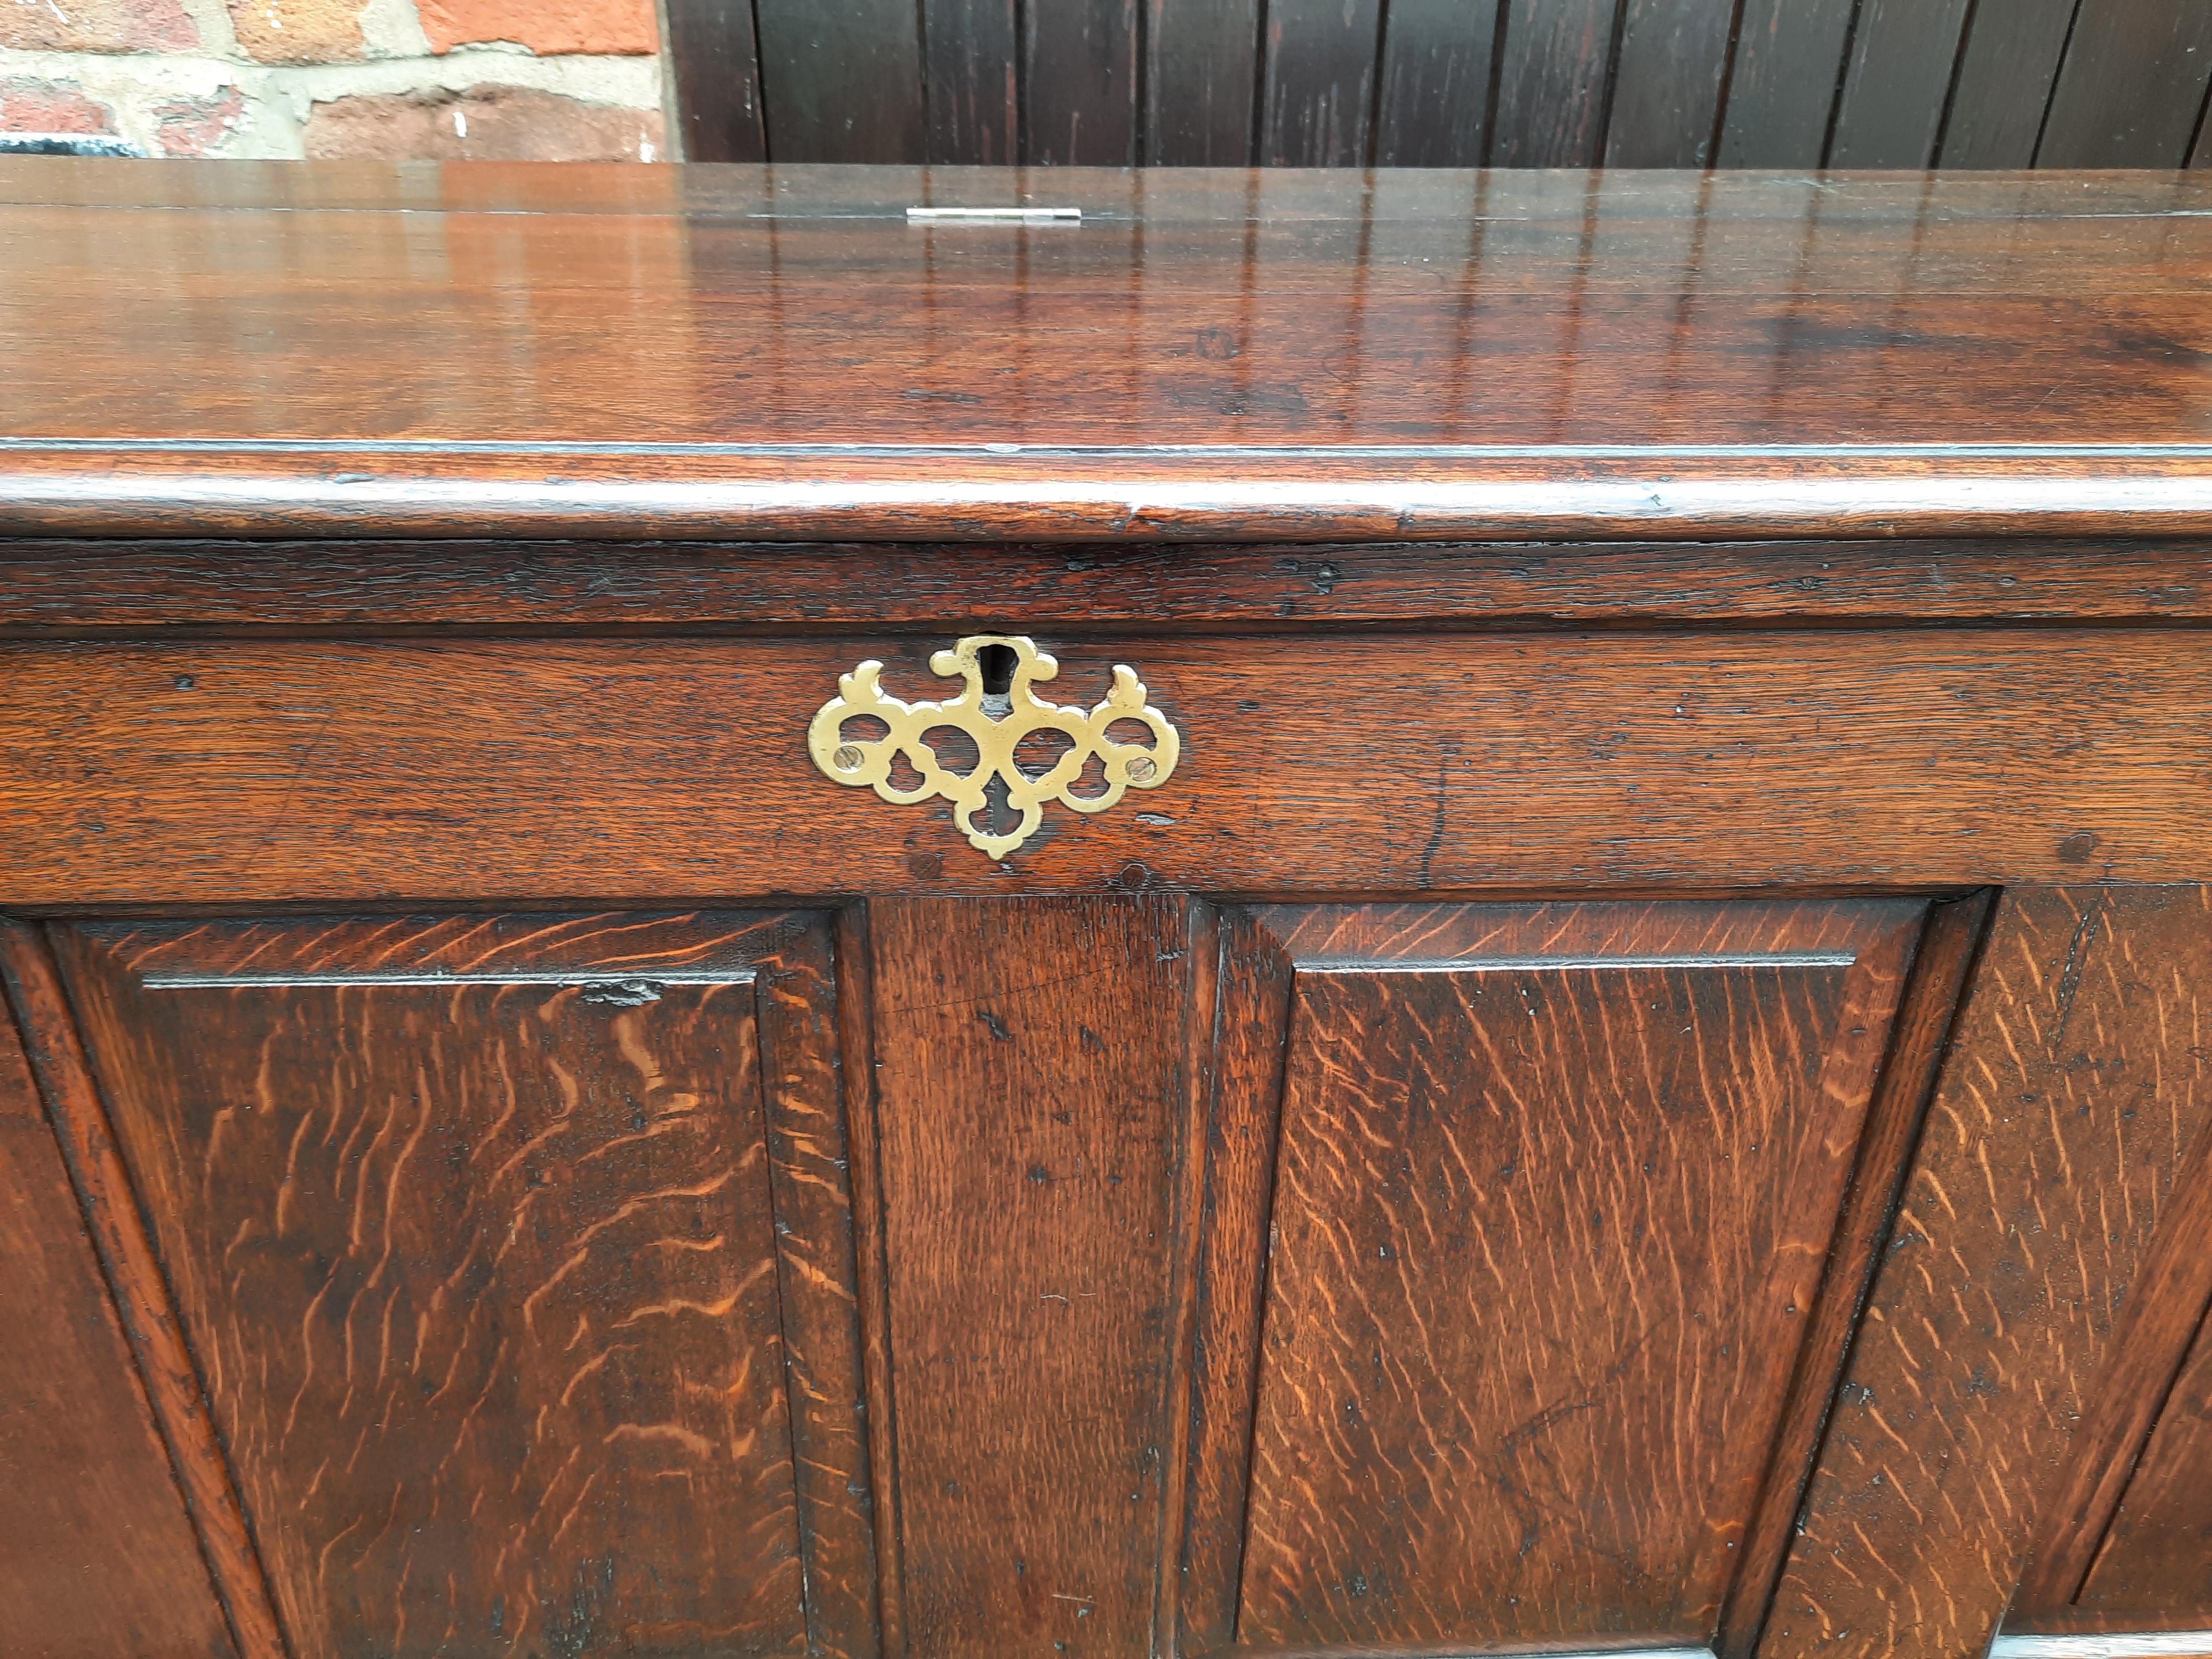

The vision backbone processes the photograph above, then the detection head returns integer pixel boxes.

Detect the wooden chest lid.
[7,161,2212,541]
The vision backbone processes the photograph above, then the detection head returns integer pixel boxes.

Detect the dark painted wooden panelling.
[1189,900,1919,1653]
[662,0,765,161]
[0,975,238,1659]
[924,0,1018,164]
[1712,0,1856,166]
[864,896,1207,1659]
[1374,0,1504,165]
[56,912,873,1659]
[1260,0,1386,166]
[752,0,925,161]
[1604,0,1738,166]
[1490,0,1624,166]
[1146,0,1259,164]
[1025,0,1141,163]
[1827,0,1976,168]
[1939,0,2078,167]
[2039,0,2212,167]
[1764,888,2212,1659]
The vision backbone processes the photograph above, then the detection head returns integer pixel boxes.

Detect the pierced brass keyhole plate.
[807,634,1181,859]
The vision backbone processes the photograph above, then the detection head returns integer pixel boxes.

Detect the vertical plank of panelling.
[1716,894,1993,1659]
[1147,0,1260,163]
[1605,0,1741,166]
[0,940,242,1658]
[865,896,1196,1659]
[1713,0,1856,166]
[1025,0,1141,163]
[836,906,906,1657]
[757,919,883,1659]
[924,0,1019,163]
[753,0,926,161]
[662,0,768,160]
[1173,911,1295,1655]
[1827,0,1976,167]
[0,922,289,1659]
[1761,888,2212,1659]
[1937,0,2078,166]
[2071,1310,2212,1618]
[1259,0,1387,166]
[1490,0,1629,167]
[2038,0,2212,167]
[1374,0,1506,166]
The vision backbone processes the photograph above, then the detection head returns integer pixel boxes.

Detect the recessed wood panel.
[864,895,1210,1659]
[1191,899,1921,1653]
[2077,1310,2212,1622]
[1766,888,2212,1659]
[56,912,871,1659]
[0,979,237,1659]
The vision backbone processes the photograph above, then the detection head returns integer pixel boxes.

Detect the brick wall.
[1,0,666,158]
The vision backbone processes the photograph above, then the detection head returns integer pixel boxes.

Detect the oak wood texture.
[53,911,875,1659]
[3,631,2210,905]
[19,538,2212,634]
[0,920,289,1659]
[859,896,1213,1659]
[1191,899,1917,1652]
[1259,0,1385,166]
[0,952,238,1659]
[2074,1312,2212,1623]
[1763,888,2212,1659]
[14,168,2212,541]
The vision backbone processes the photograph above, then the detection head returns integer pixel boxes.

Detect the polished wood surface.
[1,632,2208,904]
[11,166,2212,540]
[55,912,875,1659]
[1768,888,2212,1659]
[0,970,236,1659]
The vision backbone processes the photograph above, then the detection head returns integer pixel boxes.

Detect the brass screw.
[1126,755,1157,782]
[832,744,865,771]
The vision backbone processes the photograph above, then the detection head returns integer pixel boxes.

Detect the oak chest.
[6,160,2212,1659]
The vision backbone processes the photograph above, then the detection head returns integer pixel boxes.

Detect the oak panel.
[1198,899,1918,1651]
[3,632,2211,904]
[865,896,1206,1659]
[0,972,237,1659]
[2077,1313,2212,1622]
[56,912,864,1659]
[1765,888,2212,1659]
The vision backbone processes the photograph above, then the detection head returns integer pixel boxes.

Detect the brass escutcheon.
[807,634,1180,858]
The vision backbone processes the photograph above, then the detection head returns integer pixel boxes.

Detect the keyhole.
[978,643,1018,697]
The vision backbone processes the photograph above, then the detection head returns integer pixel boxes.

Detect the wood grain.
[2074,1310,2212,1623]
[662,0,766,161]
[55,911,865,1659]
[1024,0,1140,164]
[1259,0,1384,166]
[750,0,925,161]
[1938,0,2079,168]
[1145,0,1259,164]
[2038,0,2212,168]
[1717,891,1996,1659]
[1490,0,1625,166]
[1373,0,1502,165]
[1827,0,1975,168]
[0,951,238,1659]
[1764,888,2212,1659]
[0,920,288,1659]
[14,168,2212,540]
[4,631,2212,905]
[1712,0,1854,165]
[1227,899,1915,1651]
[1604,0,1738,166]
[864,896,1205,1659]
[922,0,1019,164]
[10,537,2212,633]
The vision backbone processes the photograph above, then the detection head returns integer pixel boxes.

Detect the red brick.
[418,0,656,56]
[301,85,665,161]
[0,0,196,53]
[0,77,116,134]
[225,0,364,63]
[153,86,247,156]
